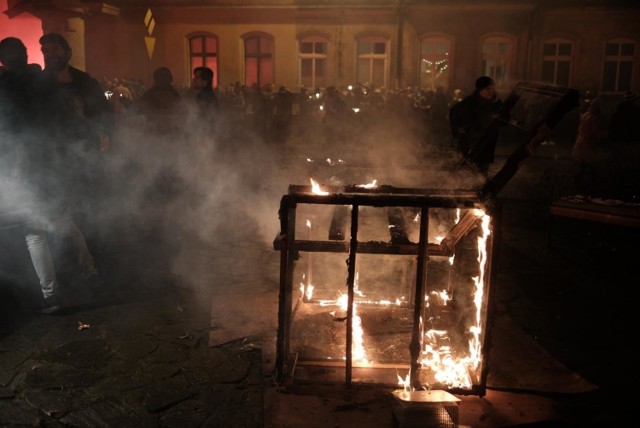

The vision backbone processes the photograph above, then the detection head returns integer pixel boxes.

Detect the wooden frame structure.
[274,185,499,396]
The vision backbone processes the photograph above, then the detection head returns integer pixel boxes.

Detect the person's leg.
[24,228,58,299]
[23,223,63,314]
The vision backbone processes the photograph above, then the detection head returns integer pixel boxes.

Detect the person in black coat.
[449,76,504,174]
[38,32,108,289]
[189,66,219,127]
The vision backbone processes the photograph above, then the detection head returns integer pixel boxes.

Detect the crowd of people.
[97,74,462,150]
[2,32,639,315]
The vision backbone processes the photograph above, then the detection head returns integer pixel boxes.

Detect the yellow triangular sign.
[145,36,156,60]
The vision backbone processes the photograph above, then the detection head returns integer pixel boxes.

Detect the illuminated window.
[602,38,636,93]
[420,35,451,91]
[299,35,328,89]
[243,33,274,88]
[189,34,218,87]
[356,36,389,88]
[542,38,573,87]
[481,36,513,89]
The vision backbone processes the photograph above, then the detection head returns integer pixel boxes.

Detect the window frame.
[419,34,453,91]
[541,37,573,87]
[242,32,275,89]
[602,37,636,94]
[298,34,329,90]
[188,33,219,88]
[480,35,515,90]
[355,34,390,89]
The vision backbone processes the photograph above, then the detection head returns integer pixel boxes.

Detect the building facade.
[3,0,639,96]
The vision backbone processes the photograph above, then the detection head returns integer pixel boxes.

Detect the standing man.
[271,84,294,143]
[190,66,219,117]
[449,76,504,175]
[38,32,110,286]
[0,37,65,314]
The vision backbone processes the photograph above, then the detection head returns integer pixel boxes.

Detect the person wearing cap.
[448,75,504,174]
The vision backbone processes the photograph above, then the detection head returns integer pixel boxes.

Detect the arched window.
[188,34,218,87]
[542,37,573,87]
[419,35,452,91]
[481,36,514,89]
[243,32,274,88]
[356,35,389,89]
[603,37,636,93]
[299,35,328,89]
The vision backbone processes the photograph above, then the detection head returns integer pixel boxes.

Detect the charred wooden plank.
[480,86,580,199]
[274,239,452,257]
[387,207,411,244]
[288,184,478,199]
[440,211,480,253]
[281,192,480,210]
[328,205,349,240]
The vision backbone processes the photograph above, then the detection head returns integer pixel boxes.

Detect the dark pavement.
[1,124,638,427]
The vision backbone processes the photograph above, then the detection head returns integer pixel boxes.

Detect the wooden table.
[548,196,640,246]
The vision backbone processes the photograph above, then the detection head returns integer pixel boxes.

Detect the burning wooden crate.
[274,183,500,396]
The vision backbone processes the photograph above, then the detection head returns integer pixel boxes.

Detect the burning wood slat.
[279,240,452,257]
[439,211,481,253]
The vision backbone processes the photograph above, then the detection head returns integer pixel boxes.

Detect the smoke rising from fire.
[1,86,484,303]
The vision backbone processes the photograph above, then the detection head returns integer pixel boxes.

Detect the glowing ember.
[356,179,377,189]
[309,178,329,195]
[300,279,314,301]
[77,321,90,331]
[397,372,411,392]
[314,274,370,364]
[337,291,368,364]
[325,158,344,166]
[430,290,451,306]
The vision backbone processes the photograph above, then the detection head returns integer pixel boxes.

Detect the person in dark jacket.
[449,76,504,174]
[136,66,182,133]
[38,32,107,291]
[187,66,219,134]
[0,36,66,314]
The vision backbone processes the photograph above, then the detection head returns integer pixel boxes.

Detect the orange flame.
[356,179,377,189]
[309,178,329,195]
[417,208,491,389]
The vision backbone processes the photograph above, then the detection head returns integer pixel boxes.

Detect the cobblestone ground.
[0,226,267,426]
